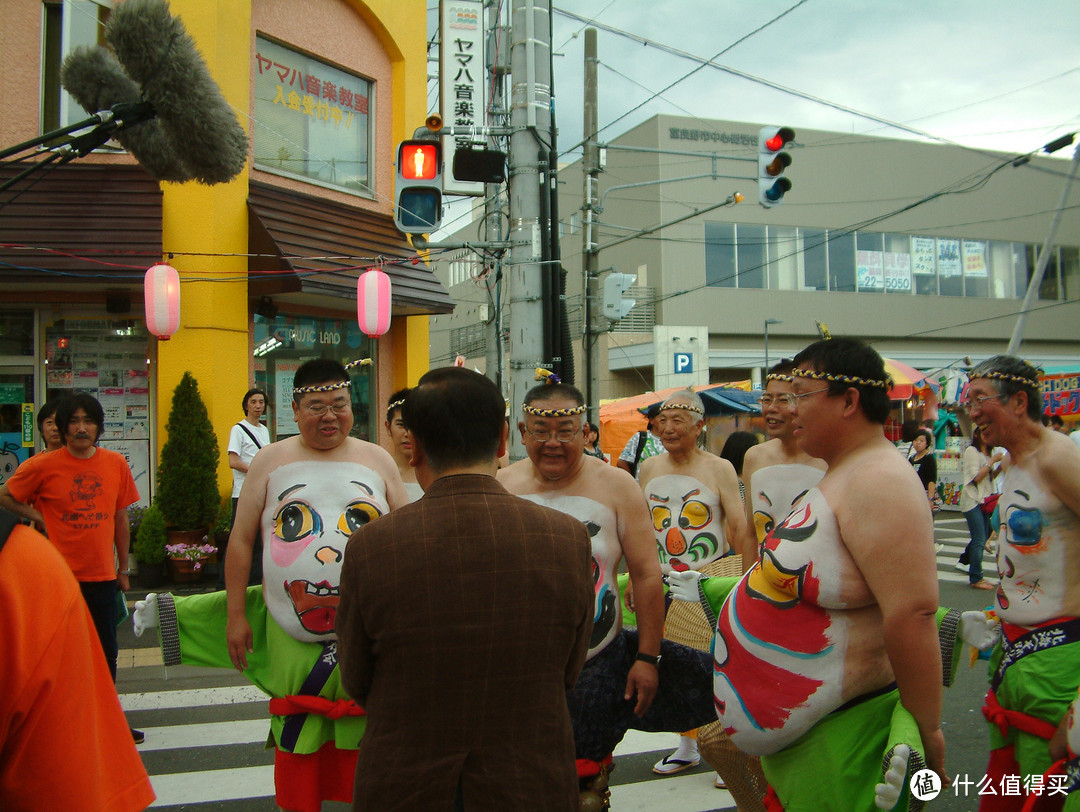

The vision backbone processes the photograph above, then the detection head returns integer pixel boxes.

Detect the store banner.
[963,240,987,278]
[1042,373,1080,416]
[857,250,884,290]
[911,236,936,275]
[440,0,486,196]
[884,251,912,292]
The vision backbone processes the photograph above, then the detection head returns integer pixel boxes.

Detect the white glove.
[874,743,910,810]
[665,570,704,603]
[959,610,1000,652]
[133,593,160,637]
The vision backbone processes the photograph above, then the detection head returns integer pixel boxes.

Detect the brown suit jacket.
[337,474,594,812]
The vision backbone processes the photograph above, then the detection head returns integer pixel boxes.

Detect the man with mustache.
[134,358,407,812]
[0,392,142,741]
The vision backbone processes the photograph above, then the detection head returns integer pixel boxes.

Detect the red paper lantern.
[357,269,392,337]
[144,263,181,340]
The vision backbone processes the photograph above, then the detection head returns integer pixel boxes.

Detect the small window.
[705,222,735,288]
[41,1,114,136]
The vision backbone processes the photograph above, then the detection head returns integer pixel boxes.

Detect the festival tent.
[883,357,938,401]
[598,383,760,460]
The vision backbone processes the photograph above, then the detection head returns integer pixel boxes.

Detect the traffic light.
[602,272,637,321]
[758,126,795,208]
[395,139,442,234]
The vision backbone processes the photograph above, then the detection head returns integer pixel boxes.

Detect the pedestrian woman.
[957,427,1003,590]
[907,428,939,512]
[583,421,608,462]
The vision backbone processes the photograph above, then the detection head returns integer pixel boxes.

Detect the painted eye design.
[274,501,320,542]
[338,500,382,535]
[1006,507,1042,547]
[754,510,774,540]
[652,505,671,532]
[679,500,711,530]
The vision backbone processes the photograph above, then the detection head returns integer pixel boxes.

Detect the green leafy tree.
[133,503,167,565]
[156,371,220,529]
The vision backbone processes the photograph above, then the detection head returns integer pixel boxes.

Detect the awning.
[0,163,162,287]
[247,181,454,315]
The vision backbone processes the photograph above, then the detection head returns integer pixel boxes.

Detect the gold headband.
[793,369,891,390]
[293,358,371,395]
[386,398,406,416]
[766,373,794,383]
[659,400,704,416]
[969,370,1040,388]
[522,403,588,418]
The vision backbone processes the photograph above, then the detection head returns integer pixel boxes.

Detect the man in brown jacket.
[336,367,594,811]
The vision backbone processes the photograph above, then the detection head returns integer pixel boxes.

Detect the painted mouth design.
[286,579,340,634]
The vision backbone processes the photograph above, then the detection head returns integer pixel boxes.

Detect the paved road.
[116,514,1003,810]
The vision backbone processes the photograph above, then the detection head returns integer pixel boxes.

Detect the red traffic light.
[761,127,795,153]
[399,143,439,181]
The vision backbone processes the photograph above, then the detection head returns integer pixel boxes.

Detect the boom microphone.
[105,0,248,186]
[61,46,191,182]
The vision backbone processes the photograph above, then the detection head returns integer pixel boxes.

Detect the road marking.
[121,684,267,712]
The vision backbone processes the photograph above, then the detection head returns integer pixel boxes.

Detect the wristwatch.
[635,652,661,667]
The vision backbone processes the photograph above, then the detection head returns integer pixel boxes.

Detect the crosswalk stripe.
[122,684,267,711]
[138,719,268,751]
[149,765,274,807]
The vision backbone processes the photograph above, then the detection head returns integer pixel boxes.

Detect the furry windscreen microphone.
[61,47,191,182]
[105,0,248,185]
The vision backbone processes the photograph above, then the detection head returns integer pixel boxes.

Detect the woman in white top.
[957,427,1004,589]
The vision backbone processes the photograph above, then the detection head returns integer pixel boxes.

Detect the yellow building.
[0,0,448,503]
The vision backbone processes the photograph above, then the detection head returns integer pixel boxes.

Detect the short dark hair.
[36,396,67,433]
[969,355,1042,422]
[292,358,349,405]
[1049,414,1064,429]
[791,337,891,424]
[56,392,105,445]
[386,388,411,421]
[522,381,585,410]
[242,388,266,412]
[914,427,934,448]
[720,431,758,476]
[403,368,505,473]
[644,403,662,421]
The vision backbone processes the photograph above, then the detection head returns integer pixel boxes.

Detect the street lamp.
[764,318,782,372]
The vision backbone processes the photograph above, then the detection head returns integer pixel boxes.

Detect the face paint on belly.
[287,579,340,635]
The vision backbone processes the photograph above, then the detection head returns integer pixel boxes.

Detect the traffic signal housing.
[395,139,443,234]
[602,272,637,321]
[758,126,795,208]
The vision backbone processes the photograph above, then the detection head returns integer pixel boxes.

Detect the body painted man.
[498,377,719,809]
[964,355,1080,812]
[670,339,950,811]
[638,389,750,782]
[135,359,407,812]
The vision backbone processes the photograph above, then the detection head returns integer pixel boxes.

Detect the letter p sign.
[674,353,693,374]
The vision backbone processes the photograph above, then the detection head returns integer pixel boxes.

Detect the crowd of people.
[3,339,1080,812]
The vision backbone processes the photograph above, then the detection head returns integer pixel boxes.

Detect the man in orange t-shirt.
[0,510,155,811]
[0,393,139,689]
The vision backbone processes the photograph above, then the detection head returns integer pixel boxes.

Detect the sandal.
[970,580,995,590]
[652,755,700,775]
[714,776,727,789]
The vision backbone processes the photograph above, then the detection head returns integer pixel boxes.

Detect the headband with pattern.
[766,373,795,383]
[292,358,372,395]
[386,398,406,417]
[968,370,1041,388]
[792,369,892,390]
[659,399,705,416]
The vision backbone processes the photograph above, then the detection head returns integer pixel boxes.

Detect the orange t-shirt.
[0,524,155,811]
[5,446,139,581]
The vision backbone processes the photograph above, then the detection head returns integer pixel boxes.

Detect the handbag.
[980,492,1001,515]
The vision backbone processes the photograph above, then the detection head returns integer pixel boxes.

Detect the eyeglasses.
[758,393,797,408]
[302,402,351,417]
[790,387,831,403]
[525,427,580,443]
[959,394,1007,409]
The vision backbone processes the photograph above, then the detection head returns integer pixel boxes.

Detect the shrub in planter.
[212,494,232,546]
[133,504,167,566]
[156,371,220,532]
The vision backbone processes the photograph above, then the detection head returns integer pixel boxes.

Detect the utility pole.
[483,2,508,390]
[582,27,600,429]
[1007,141,1080,354]
[505,0,552,458]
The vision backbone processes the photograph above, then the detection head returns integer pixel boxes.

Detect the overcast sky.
[430,1,1080,160]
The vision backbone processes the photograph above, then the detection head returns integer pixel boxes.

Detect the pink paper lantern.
[357,269,392,337]
[144,263,181,340]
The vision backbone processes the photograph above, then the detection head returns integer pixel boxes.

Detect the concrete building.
[431,114,1079,403]
[0,0,445,500]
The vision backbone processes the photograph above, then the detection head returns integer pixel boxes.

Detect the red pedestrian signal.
[395,140,443,234]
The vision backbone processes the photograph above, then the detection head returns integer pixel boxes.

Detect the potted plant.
[165,536,218,583]
[132,503,167,588]
[156,371,220,546]
[212,494,232,547]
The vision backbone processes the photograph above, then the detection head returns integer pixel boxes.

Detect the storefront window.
[43,318,152,504]
[253,314,376,441]
[705,222,736,288]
